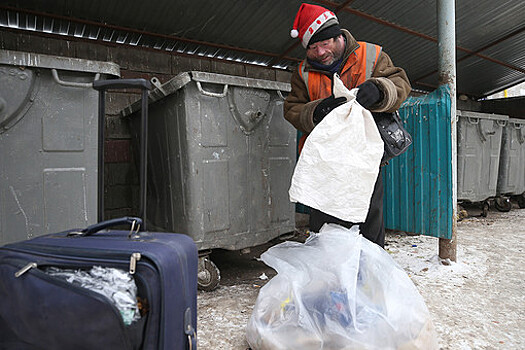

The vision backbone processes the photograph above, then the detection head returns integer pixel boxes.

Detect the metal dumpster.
[457,110,508,215]
[0,50,120,245]
[122,71,296,289]
[496,118,525,210]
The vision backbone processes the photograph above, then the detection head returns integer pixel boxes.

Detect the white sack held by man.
[289,75,384,223]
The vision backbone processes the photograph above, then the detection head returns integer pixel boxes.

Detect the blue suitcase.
[0,216,198,349]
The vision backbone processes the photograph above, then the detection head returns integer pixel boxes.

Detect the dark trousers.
[309,167,385,247]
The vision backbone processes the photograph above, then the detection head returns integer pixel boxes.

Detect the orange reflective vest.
[298,41,382,153]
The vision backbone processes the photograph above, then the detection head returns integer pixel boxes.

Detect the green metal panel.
[383,86,453,239]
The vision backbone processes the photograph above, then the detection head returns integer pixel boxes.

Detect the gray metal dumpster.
[496,118,525,210]
[457,110,508,215]
[122,71,296,289]
[0,50,120,245]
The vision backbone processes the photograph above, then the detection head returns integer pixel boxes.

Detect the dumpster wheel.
[517,194,525,209]
[457,204,468,220]
[197,256,221,292]
[494,196,512,212]
[481,201,490,217]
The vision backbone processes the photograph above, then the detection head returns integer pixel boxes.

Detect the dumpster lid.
[0,50,120,77]
[508,117,525,125]
[457,110,509,121]
[121,71,291,117]
[190,71,291,92]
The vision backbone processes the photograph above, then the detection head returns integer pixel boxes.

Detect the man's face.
[306,35,345,66]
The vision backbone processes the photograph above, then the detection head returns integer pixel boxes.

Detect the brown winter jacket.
[284,30,412,134]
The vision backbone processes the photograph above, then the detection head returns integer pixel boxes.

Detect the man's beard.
[317,42,344,66]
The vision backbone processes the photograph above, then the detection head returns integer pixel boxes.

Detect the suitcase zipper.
[6,251,156,346]
[6,257,145,349]
[129,252,141,274]
[4,244,175,348]
[15,261,37,277]
[15,252,142,276]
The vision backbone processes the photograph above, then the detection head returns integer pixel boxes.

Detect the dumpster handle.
[476,122,496,143]
[277,90,285,100]
[466,116,479,125]
[517,128,524,144]
[495,120,507,127]
[196,81,228,98]
[52,69,100,88]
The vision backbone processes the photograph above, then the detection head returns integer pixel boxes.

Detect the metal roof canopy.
[1,0,524,98]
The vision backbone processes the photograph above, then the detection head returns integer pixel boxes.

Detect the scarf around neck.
[306,36,347,75]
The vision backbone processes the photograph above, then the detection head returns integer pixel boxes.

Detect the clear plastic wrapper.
[46,266,141,326]
[246,224,439,350]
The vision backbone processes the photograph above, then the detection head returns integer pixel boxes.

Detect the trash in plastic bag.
[289,75,384,223]
[246,224,439,350]
[45,266,141,326]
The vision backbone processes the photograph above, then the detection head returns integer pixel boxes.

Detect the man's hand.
[356,81,382,109]
[313,95,347,124]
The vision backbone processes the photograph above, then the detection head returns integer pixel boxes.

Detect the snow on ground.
[386,209,524,350]
[197,209,525,350]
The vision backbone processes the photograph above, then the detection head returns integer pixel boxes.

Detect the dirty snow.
[197,208,525,349]
[390,209,524,350]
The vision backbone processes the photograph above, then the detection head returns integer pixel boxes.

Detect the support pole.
[437,0,457,261]
[97,89,106,223]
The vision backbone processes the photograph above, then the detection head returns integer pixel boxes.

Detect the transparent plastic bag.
[45,266,141,326]
[246,224,439,350]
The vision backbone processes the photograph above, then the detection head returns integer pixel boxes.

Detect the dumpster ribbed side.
[383,86,453,239]
[456,110,507,203]
[497,118,525,196]
[0,52,120,245]
[127,72,296,251]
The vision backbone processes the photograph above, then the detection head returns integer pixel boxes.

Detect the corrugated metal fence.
[383,86,454,239]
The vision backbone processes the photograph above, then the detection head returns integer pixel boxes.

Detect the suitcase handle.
[93,79,152,91]
[73,217,143,236]
[93,79,152,229]
[184,308,197,350]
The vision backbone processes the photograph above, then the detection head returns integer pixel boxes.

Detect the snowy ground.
[392,209,524,349]
[197,208,525,349]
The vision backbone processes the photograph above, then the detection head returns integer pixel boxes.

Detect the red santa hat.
[290,3,340,48]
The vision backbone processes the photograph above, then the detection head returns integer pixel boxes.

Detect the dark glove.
[313,95,347,124]
[356,81,382,109]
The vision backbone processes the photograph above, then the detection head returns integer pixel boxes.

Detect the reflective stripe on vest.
[300,41,382,101]
[299,60,308,91]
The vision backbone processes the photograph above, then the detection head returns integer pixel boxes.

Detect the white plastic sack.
[289,76,384,223]
[246,224,439,350]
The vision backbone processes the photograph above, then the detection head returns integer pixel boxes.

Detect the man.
[284,3,411,247]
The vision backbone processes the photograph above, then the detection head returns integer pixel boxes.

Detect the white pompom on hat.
[290,3,339,48]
